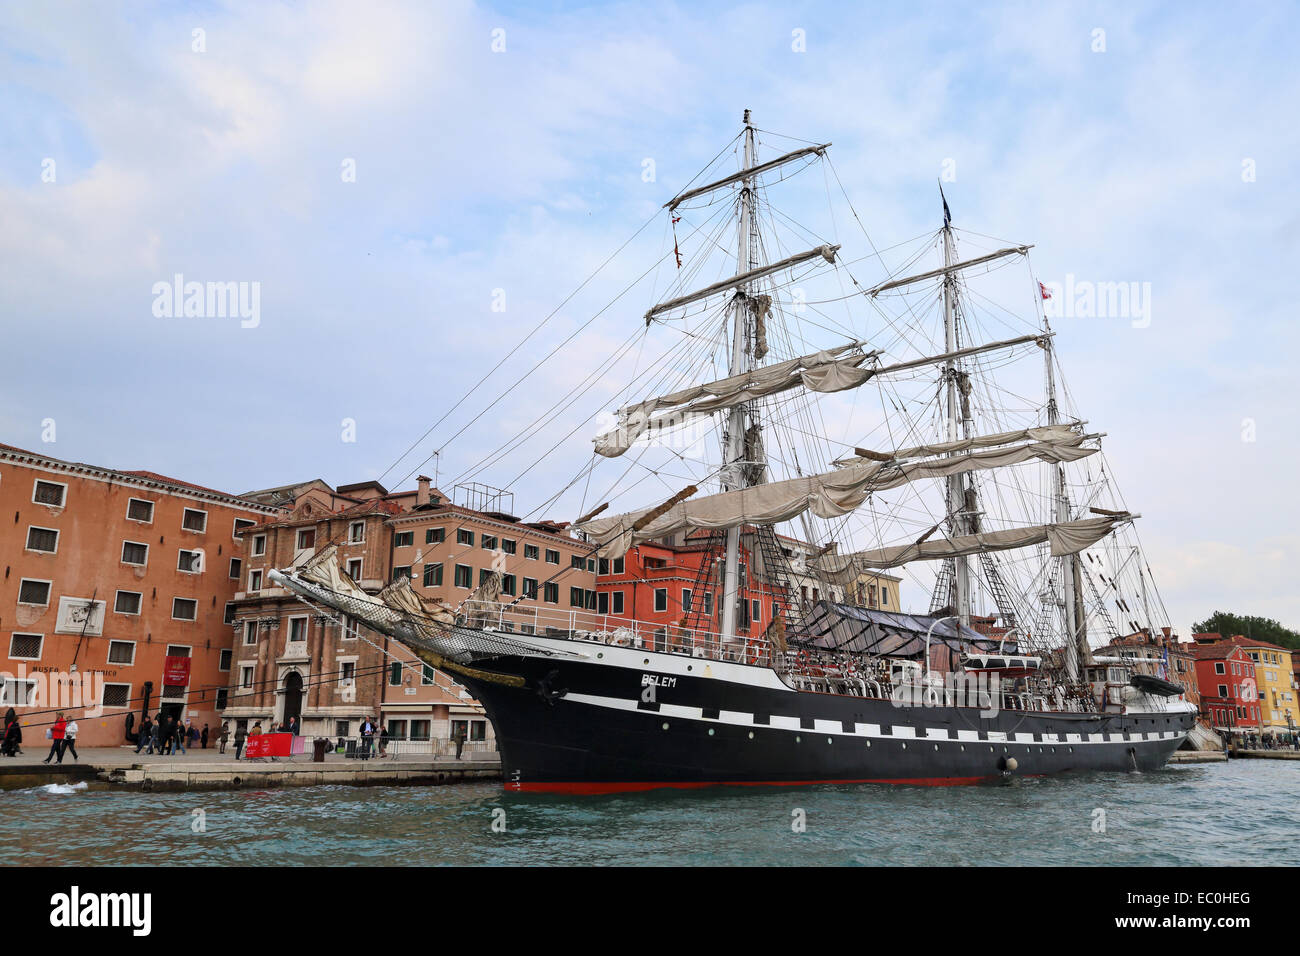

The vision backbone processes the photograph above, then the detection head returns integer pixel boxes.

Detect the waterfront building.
[1211,635,1298,737]
[1189,640,1261,740]
[224,477,594,753]
[0,442,278,746]
[1100,629,1202,715]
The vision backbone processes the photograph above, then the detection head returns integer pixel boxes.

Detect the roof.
[1,442,276,512]
[1189,643,1249,661]
[797,603,1005,657]
[1219,634,1294,654]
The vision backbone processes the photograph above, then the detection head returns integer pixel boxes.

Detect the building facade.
[1214,635,1298,737]
[1190,640,1260,739]
[0,443,278,746]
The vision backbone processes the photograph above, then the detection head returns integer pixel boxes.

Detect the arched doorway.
[282,671,303,728]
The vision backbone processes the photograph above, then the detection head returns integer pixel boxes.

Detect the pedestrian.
[174,717,188,754]
[62,718,79,762]
[43,713,67,764]
[358,716,374,760]
[378,725,389,758]
[233,724,247,760]
[188,721,199,748]
[151,717,163,754]
[201,724,209,749]
[218,723,230,755]
[2,719,21,757]
[453,724,466,760]
[134,717,154,754]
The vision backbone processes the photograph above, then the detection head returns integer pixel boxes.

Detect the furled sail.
[865,245,1032,296]
[577,433,1099,556]
[595,341,876,457]
[835,423,1080,466]
[645,244,839,323]
[810,515,1128,577]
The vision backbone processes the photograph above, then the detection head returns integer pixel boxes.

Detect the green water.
[2,761,1293,866]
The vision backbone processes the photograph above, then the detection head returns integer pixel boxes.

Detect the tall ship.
[272,112,1195,791]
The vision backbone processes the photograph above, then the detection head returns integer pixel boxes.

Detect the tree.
[1191,611,1300,651]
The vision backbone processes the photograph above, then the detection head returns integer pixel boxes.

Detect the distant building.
[1202,634,1297,736]
[1100,629,1201,715]
[1189,639,1260,739]
[224,477,594,752]
[0,442,278,746]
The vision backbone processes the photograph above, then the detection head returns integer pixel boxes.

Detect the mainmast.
[1042,320,1088,679]
[720,110,758,642]
[940,190,972,629]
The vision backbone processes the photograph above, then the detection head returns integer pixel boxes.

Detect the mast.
[940,191,971,628]
[1043,320,1086,679]
[720,110,758,642]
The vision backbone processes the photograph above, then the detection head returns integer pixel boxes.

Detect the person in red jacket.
[43,713,67,764]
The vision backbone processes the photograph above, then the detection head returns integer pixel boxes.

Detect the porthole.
[827,737,833,745]
[1003,747,1009,753]
[748,731,754,739]
[661,722,669,731]
[687,665,693,672]
[865,740,871,748]
[934,744,939,751]
[989,746,995,753]
[643,658,650,665]
[960,745,965,752]
[901,742,907,750]
[597,652,604,659]
[708,728,715,736]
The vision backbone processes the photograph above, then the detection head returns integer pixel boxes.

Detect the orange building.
[1,443,279,746]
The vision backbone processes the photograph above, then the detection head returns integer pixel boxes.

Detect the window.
[392,566,412,582]
[172,598,198,621]
[33,479,67,506]
[389,662,403,686]
[249,569,264,591]
[613,557,625,574]
[252,534,267,557]
[523,577,538,599]
[18,579,51,606]
[501,574,516,596]
[177,549,203,573]
[244,622,258,645]
[426,527,445,544]
[482,534,498,551]
[423,563,444,587]
[470,720,487,741]
[598,558,609,575]
[597,592,609,614]
[122,540,148,566]
[1218,685,1228,698]
[543,582,559,604]
[524,544,539,560]
[394,531,414,548]
[297,528,317,550]
[682,589,693,613]
[545,549,560,565]
[340,661,356,685]
[702,593,713,616]
[219,649,232,671]
[114,591,142,615]
[501,539,517,555]
[181,508,207,533]
[229,557,242,579]
[26,526,59,553]
[570,587,584,607]
[234,518,256,536]
[570,555,584,570]
[342,616,359,640]
[0,677,37,706]
[612,591,625,614]
[410,720,431,741]
[1215,662,1226,675]
[422,664,435,685]
[239,665,255,689]
[457,529,474,546]
[125,497,155,522]
[102,683,130,709]
[654,588,667,612]
[289,617,307,642]
[216,688,229,710]
[107,640,136,665]
[349,521,365,543]
[454,565,473,589]
[8,633,42,660]
[881,586,889,605]
[752,599,761,623]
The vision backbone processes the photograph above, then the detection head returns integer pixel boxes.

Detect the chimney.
[416,475,431,508]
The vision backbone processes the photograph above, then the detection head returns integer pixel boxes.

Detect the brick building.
[224,477,595,751]
[0,443,278,746]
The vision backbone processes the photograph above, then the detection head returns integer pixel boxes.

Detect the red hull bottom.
[507,775,1012,794]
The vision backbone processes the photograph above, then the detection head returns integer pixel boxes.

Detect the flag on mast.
[1039,280,1052,300]
[939,181,952,226]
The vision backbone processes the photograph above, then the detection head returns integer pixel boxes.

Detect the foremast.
[940,192,972,629]
[720,110,759,643]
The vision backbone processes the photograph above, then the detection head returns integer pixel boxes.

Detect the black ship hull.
[452,632,1196,793]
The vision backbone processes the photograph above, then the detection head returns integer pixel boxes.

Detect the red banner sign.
[163,655,192,686]
[243,733,293,758]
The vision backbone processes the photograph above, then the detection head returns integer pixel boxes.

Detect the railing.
[329,736,496,759]
[459,600,773,665]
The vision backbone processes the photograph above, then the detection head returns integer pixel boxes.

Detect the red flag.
[1038,281,1052,301]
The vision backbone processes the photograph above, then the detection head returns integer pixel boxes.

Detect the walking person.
[43,713,67,764]
[218,723,230,755]
[174,717,188,755]
[233,723,247,760]
[201,724,209,749]
[62,718,79,762]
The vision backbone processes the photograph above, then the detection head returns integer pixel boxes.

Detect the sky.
[2,0,1297,638]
